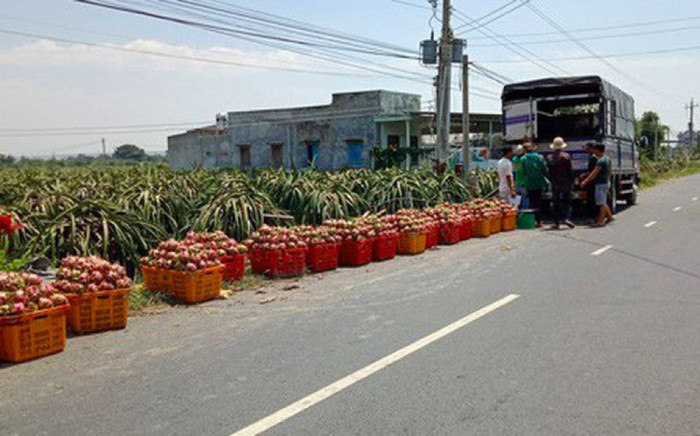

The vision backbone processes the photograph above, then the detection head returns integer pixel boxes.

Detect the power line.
[451,6,571,76]
[478,43,700,63]
[0,126,202,138]
[387,0,431,11]
[0,121,211,133]
[74,0,435,84]
[465,14,700,40]
[0,28,380,78]
[469,23,700,47]
[454,0,531,34]
[525,1,670,95]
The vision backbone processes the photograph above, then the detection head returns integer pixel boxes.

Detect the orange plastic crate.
[65,289,130,334]
[141,266,171,292]
[489,215,502,234]
[168,266,222,303]
[0,306,68,363]
[473,217,491,238]
[397,231,427,255]
[502,212,517,231]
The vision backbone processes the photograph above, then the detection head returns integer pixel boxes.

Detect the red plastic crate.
[307,243,340,273]
[267,247,306,278]
[249,249,269,275]
[372,233,398,262]
[0,306,68,363]
[425,224,438,249]
[438,222,461,245]
[339,238,373,267]
[459,218,473,240]
[220,254,245,282]
[0,214,11,232]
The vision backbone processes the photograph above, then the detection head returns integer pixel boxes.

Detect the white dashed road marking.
[230,294,521,436]
[673,206,682,212]
[591,245,613,256]
[693,197,698,202]
[644,221,657,228]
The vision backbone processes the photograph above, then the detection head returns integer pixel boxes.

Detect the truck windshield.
[537,98,601,140]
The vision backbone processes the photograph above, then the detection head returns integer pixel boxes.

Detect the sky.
[1,0,699,157]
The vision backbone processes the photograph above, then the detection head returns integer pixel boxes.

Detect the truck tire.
[625,185,638,206]
[608,177,618,214]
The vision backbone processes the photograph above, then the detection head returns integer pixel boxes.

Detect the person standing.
[497,147,516,202]
[512,144,529,208]
[580,143,614,226]
[581,142,598,224]
[546,137,575,229]
[520,141,549,227]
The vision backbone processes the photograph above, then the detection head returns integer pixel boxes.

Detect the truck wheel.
[608,179,618,214]
[626,185,638,206]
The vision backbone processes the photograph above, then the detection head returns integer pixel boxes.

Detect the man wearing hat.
[546,137,575,229]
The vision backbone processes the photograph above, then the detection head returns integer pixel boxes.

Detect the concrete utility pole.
[435,0,452,166]
[101,138,106,156]
[687,98,698,150]
[461,54,470,180]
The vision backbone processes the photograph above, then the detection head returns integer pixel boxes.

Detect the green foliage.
[635,111,670,160]
[0,165,499,274]
[113,144,148,161]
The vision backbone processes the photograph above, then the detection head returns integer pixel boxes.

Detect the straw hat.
[550,137,567,150]
[514,144,525,156]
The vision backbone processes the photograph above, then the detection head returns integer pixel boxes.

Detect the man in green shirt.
[580,143,613,227]
[512,144,529,208]
[520,142,549,227]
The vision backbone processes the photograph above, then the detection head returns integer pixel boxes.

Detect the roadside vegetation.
[0,166,498,273]
[640,153,700,188]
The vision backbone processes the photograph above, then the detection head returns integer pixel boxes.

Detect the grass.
[640,158,700,189]
[127,285,177,314]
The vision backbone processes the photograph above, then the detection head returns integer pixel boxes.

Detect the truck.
[501,76,640,212]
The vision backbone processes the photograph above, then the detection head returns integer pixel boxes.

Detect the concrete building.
[168,90,423,171]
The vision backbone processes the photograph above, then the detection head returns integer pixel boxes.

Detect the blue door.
[347,141,363,167]
[306,141,320,167]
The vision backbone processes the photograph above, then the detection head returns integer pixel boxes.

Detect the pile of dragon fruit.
[182,231,248,257]
[53,256,132,294]
[0,272,68,316]
[140,239,222,272]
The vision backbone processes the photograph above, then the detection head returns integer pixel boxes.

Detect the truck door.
[504,99,536,142]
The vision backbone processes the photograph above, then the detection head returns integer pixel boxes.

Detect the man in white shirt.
[497,147,515,201]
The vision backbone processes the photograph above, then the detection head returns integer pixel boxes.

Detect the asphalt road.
[2,175,699,436]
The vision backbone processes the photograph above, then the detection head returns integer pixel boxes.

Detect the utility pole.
[654,120,659,161]
[687,98,698,150]
[101,138,106,157]
[461,54,470,180]
[435,0,452,168]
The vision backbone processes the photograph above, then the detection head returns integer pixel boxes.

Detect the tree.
[0,154,16,167]
[113,144,147,161]
[635,111,669,160]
